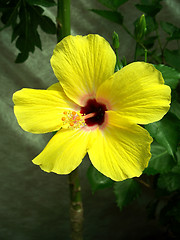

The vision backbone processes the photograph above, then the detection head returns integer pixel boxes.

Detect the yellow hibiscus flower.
[13,34,171,181]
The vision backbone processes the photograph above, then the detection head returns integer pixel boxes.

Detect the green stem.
[114,49,121,71]
[57,0,71,42]
[134,42,148,62]
[144,48,147,63]
[134,42,138,61]
[122,24,148,62]
[69,169,84,240]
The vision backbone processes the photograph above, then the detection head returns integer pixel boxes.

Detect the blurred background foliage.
[0,0,180,239]
[0,0,57,63]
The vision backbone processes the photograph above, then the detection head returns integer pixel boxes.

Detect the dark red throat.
[80,99,107,126]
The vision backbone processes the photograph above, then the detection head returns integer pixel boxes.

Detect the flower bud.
[135,14,147,41]
[112,31,120,49]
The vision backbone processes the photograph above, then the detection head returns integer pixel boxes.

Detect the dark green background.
[0,0,180,239]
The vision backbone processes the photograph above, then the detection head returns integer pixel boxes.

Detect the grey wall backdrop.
[0,0,180,239]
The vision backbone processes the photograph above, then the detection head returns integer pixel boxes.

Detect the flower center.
[61,111,86,129]
[80,99,107,126]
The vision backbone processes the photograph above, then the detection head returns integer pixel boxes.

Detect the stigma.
[61,110,86,129]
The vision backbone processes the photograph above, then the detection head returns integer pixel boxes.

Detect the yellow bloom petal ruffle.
[33,129,90,174]
[97,62,171,124]
[88,111,153,181]
[50,34,116,105]
[13,86,78,134]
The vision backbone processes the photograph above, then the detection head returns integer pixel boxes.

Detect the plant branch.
[69,169,84,240]
[57,0,71,42]
[136,178,151,188]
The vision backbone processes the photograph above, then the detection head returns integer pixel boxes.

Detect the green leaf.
[28,6,42,50]
[87,164,114,193]
[155,64,180,90]
[91,9,123,25]
[0,0,20,27]
[16,32,34,54]
[14,4,41,62]
[144,141,176,175]
[0,0,55,62]
[135,3,162,16]
[26,0,56,7]
[145,113,180,158]
[161,21,180,40]
[15,51,29,63]
[170,100,180,120]
[171,148,180,174]
[114,179,141,210]
[171,31,180,41]
[161,21,176,35]
[145,15,158,33]
[159,198,180,236]
[11,23,22,42]
[140,0,163,4]
[120,56,127,67]
[18,5,36,52]
[98,0,128,10]
[135,43,145,58]
[146,199,159,219]
[39,15,56,34]
[0,0,7,10]
[29,5,44,29]
[158,173,180,192]
[165,201,180,224]
[144,36,157,49]
[32,29,42,50]
[164,49,180,72]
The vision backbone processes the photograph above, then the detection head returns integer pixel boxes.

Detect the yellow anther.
[72,111,76,116]
[70,122,74,126]
[61,110,86,129]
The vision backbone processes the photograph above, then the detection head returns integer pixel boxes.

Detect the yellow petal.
[13,87,78,134]
[33,129,90,174]
[50,34,116,105]
[47,82,64,91]
[97,62,171,124]
[88,111,153,181]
